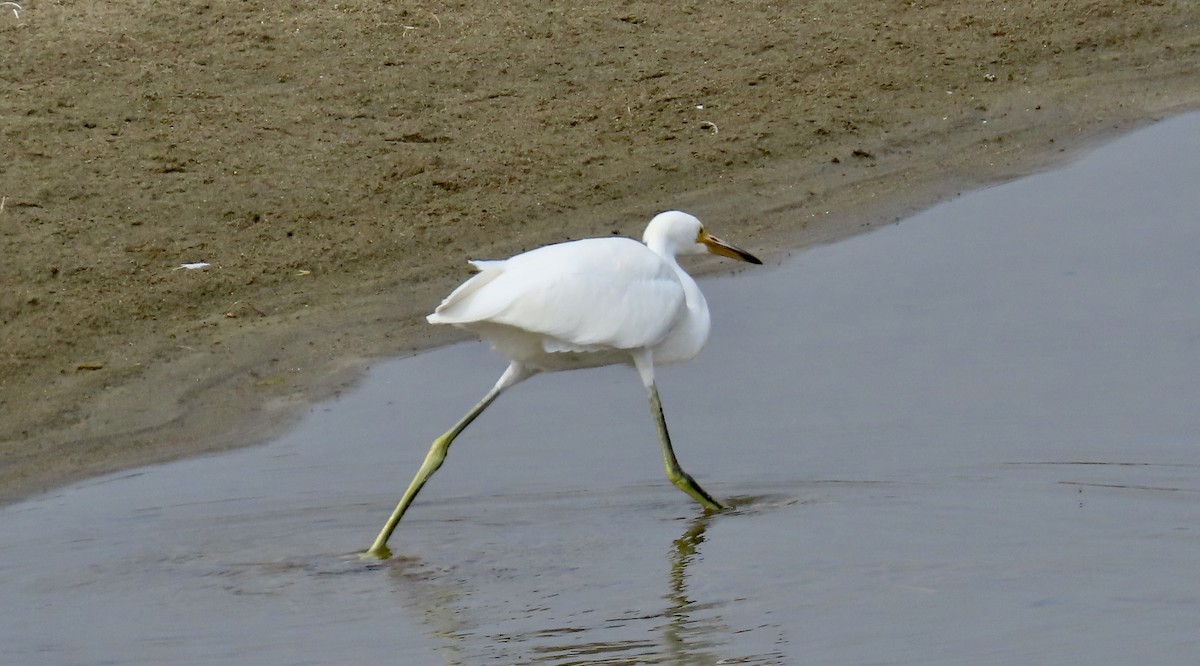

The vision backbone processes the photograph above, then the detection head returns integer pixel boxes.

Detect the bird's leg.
[646,385,727,512]
[632,352,727,513]
[364,363,529,559]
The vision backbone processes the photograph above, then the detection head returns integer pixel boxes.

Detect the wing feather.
[428,237,686,351]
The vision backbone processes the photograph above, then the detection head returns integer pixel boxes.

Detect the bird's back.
[429,237,688,364]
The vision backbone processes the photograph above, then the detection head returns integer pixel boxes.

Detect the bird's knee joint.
[421,440,451,472]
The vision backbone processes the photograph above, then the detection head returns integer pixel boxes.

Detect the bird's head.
[643,211,763,264]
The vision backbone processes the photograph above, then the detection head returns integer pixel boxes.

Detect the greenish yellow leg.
[363,363,526,559]
[647,383,727,512]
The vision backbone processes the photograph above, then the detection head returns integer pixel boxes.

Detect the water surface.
[3,113,1200,665]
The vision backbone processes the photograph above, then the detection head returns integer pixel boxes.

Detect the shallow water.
[4,113,1200,665]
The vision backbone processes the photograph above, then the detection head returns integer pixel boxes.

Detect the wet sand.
[3,1,1200,502]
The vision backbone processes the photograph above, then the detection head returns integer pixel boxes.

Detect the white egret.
[366,211,761,558]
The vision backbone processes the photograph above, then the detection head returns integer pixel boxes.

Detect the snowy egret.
[366,211,761,558]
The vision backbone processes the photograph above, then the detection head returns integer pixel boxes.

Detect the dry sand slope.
[2,0,1199,502]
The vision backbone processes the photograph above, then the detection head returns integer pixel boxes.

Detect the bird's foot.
[360,544,393,561]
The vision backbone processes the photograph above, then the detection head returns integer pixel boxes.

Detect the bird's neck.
[654,258,711,365]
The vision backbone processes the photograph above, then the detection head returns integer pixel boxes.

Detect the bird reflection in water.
[379,501,790,665]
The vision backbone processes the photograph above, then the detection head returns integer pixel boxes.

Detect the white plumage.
[366,210,761,558]
[431,235,688,365]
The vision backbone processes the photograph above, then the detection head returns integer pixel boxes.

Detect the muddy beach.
[2,0,1199,501]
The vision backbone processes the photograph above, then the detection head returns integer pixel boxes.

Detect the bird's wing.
[468,260,504,272]
[430,237,687,351]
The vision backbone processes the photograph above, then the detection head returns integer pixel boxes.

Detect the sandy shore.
[2,1,1199,504]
